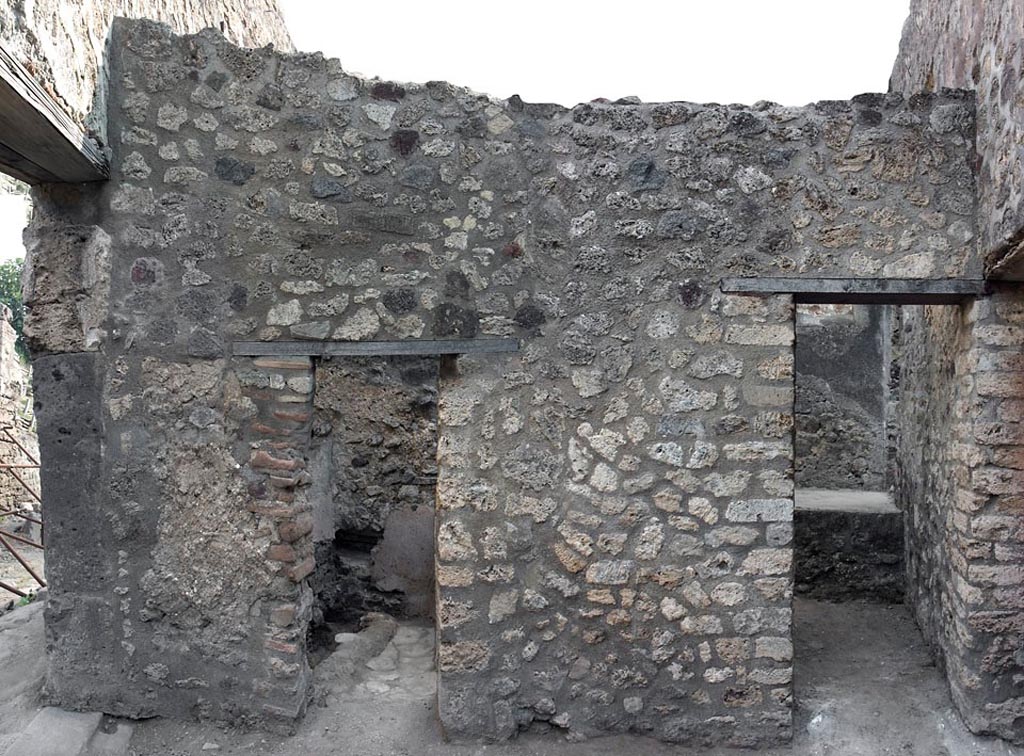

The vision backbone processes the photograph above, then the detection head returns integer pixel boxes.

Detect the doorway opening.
[303,355,439,710]
[790,300,974,750]
[794,303,902,603]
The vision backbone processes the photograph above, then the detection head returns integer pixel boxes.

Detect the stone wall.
[23,18,977,747]
[0,306,37,520]
[893,0,1022,259]
[794,508,904,602]
[794,305,888,490]
[893,293,1024,744]
[891,2,1024,743]
[0,0,292,144]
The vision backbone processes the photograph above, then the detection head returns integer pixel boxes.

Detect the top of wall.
[0,0,293,145]
[892,0,1023,265]
[24,19,982,359]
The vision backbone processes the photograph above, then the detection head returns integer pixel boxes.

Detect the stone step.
[84,719,134,756]
[3,707,103,756]
[0,712,134,756]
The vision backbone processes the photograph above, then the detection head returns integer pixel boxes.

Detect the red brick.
[270,604,297,627]
[243,389,276,402]
[996,495,1024,514]
[251,422,293,438]
[273,409,312,423]
[268,543,297,563]
[251,450,304,472]
[973,466,1024,495]
[266,440,304,451]
[1000,401,1024,423]
[253,357,312,371]
[993,446,1024,470]
[976,373,1024,398]
[279,515,313,543]
[275,393,312,404]
[261,701,305,721]
[286,556,315,583]
[268,475,298,489]
[975,423,1024,446]
[264,638,301,655]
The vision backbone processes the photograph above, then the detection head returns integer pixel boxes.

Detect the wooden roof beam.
[0,41,108,184]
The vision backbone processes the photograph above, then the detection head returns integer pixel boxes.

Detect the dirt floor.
[1,598,1020,756]
[131,599,1022,756]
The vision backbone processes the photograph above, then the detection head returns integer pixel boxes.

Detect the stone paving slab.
[6,707,102,756]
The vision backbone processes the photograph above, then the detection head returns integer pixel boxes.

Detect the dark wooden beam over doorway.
[720,277,988,306]
[0,41,109,184]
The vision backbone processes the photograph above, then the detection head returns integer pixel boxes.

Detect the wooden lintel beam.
[0,40,108,184]
[721,277,988,305]
[232,338,520,358]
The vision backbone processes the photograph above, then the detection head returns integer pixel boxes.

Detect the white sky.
[0,195,27,264]
[280,0,912,106]
[0,2,913,262]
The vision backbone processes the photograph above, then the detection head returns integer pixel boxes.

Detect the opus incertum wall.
[23,18,977,747]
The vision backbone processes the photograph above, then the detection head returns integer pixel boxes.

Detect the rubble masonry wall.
[24,18,976,747]
[893,0,1024,258]
[0,0,292,144]
[891,0,1024,742]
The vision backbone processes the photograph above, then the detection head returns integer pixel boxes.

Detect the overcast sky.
[0,1,914,263]
[280,0,912,106]
[0,196,27,263]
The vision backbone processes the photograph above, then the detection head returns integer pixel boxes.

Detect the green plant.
[0,258,26,360]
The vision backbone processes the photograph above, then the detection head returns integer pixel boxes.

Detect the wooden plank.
[0,139,62,184]
[720,277,987,305]
[232,338,520,357]
[0,41,108,184]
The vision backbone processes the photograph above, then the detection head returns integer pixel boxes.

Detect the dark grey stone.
[214,156,256,186]
[33,353,106,594]
[187,327,224,358]
[432,303,478,338]
[400,164,436,191]
[625,156,666,192]
[256,82,284,111]
[514,303,545,329]
[382,287,416,314]
[311,176,354,201]
[656,210,707,240]
[351,211,416,236]
[444,271,470,299]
